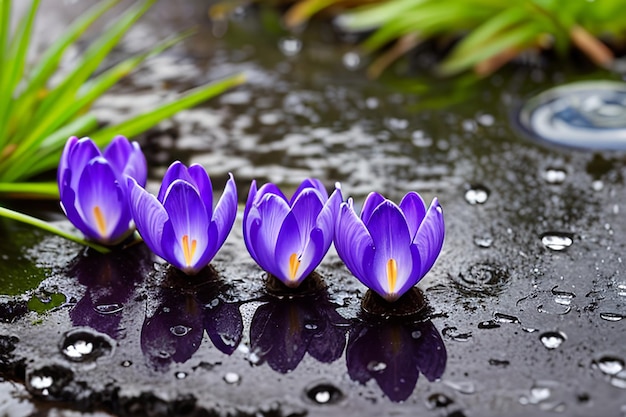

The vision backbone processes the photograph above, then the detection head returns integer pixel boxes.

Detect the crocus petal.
[367,201,414,301]
[399,192,427,241]
[243,181,260,264]
[360,192,385,226]
[158,161,192,203]
[211,173,237,249]
[188,164,213,215]
[334,200,375,287]
[66,137,101,192]
[255,182,287,203]
[414,198,445,275]
[124,141,148,186]
[290,188,324,250]
[162,180,210,272]
[58,136,79,198]
[247,193,291,274]
[290,178,328,205]
[76,158,130,243]
[273,211,303,286]
[128,178,168,260]
[315,185,342,250]
[392,244,422,299]
[295,227,326,284]
[103,135,134,175]
[59,186,92,240]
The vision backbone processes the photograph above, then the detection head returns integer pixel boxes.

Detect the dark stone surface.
[1,1,625,416]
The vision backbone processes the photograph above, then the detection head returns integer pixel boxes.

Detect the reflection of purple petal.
[414,320,447,382]
[249,294,348,374]
[140,292,204,372]
[69,246,149,339]
[346,319,447,402]
[204,300,243,355]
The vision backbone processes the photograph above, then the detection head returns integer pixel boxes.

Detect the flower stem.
[0,206,110,253]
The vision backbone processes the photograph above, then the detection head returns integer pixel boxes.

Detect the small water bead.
[425,393,454,409]
[224,372,241,385]
[411,130,434,147]
[26,365,73,399]
[494,312,520,324]
[541,232,573,251]
[473,234,494,248]
[305,383,344,405]
[367,361,387,372]
[121,360,132,367]
[478,320,501,329]
[60,329,113,363]
[443,380,476,395]
[411,330,422,339]
[278,37,302,57]
[175,372,187,380]
[592,356,625,375]
[442,326,472,342]
[592,180,604,191]
[170,325,192,337]
[543,168,567,184]
[342,52,361,70]
[94,303,123,315]
[600,312,624,322]
[539,331,567,349]
[464,185,490,205]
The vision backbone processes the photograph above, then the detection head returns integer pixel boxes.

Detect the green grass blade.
[5,0,156,168]
[338,0,428,31]
[0,206,110,253]
[4,114,99,182]
[89,73,246,147]
[0,0,10,91]
[0,182,58,199]
[0,0,40,149]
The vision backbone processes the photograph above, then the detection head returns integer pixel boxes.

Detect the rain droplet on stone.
[494,312,520,324]
[278,36,302,57]
[224,372,241,385]
[304,322,319,330]
[464,185,490,205]
[411,330,422,339]
[175,372,187,380]
[478,320,501,329]
[170,325,192,337]
[543,168,567,184]
[305,383,344,405]
[592,180,604,191]
[541,232,573,251]
[60,329,113,363]
[425,393,454,409]
[443,380,476,395]
[342,51,360,70]
[473,234,494,248]
[121,360,132,367]
[600,312,624,322]
[539,331,567,349]
[94,303,123,315]
[592,356,625,375]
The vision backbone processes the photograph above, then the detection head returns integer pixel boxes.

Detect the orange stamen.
[93,206,107,237]
[386,258,398,294]
[182,235,197,266]
[289,253,301,281]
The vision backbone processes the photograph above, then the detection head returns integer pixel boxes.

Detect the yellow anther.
[289,253,301,281]
[182,235,197,266]
[93,206,107,237]
[386,258,398,294]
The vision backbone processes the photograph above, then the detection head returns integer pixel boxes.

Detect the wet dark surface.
[1,1,626,416]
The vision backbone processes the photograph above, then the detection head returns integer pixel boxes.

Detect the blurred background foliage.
[212,0,626,78]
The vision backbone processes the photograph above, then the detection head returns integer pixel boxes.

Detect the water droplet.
[425,393,454,409]
[489,358,510,367]
[443,326,472,342]
[478,320,501,329]
[60,329,113,363]
[26,365,73,399]
[121,360,132,367]
[592,356,625,375]
[94,303,123,315]
[411,130,433,147]
[278,37,302,57]
[541,232,573,251]
[473,234,494,248]
[304,322,319,330]
[305,383,344,405]
[517,81,626,150]
[170,325,192,337]
[464,185,490,205]
[600,312,624,321]
[530,386,551,402]
[494,312,520,324]
[543,168,567,184]
[458,262,509,289]
[367,361,387,372]
[342,52,360,70]
[223,372,240,385]
[539,331,567,349]
[443,380,476,394]
[411,330,422,339]
[175,372,187,380]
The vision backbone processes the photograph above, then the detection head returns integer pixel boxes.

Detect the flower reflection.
[141,281,243,371]
[249,293,349,373]
[69,245,150,338]
[346,318,446,402]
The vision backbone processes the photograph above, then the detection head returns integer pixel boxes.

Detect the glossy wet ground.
[1,1,626,416]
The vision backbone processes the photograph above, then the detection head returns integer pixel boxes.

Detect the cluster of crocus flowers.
[334,192,445,302]
[58,135,147,245]
[243,179,342,288]
[58,137,445,302]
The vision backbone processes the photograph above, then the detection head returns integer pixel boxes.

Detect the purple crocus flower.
[243,179,342,288]
[128,161,237,275]
[334,192,444,302]
[58,136,147,245]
